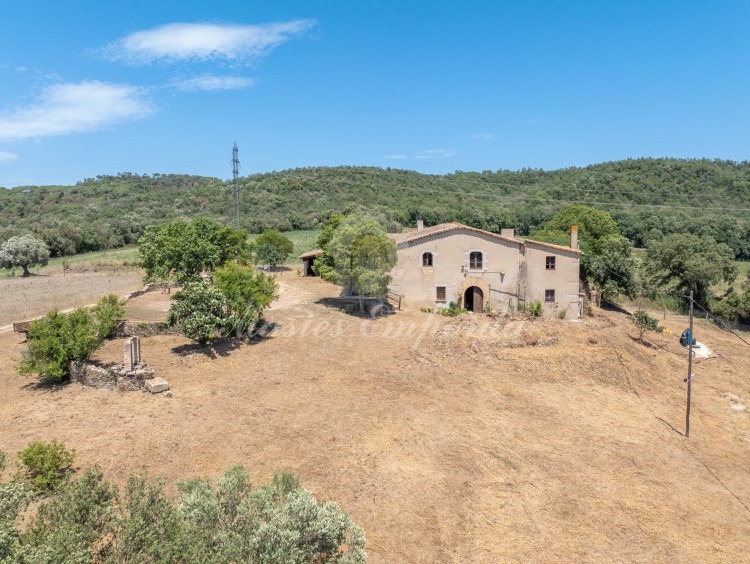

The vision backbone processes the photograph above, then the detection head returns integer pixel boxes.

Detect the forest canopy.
[0,158,749,261]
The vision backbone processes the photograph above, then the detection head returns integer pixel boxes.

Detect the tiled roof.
[392,223,582,254]
[298,249,325,259]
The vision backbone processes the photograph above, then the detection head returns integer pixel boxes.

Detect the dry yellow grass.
[0,272,143,326]
[1,274,750,562]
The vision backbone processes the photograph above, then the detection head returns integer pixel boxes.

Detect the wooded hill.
[1,158,749,258]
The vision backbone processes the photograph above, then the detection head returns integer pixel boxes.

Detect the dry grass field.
[2,273,750,562]
[0,272,143,327]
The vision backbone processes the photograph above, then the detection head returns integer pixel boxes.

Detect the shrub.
[17,440,75,492]
[440,301,466,317]
[18,309,99,383]
[1,462,367,562]
[91,293,125,339]
[213,263,278,337]
[167,280,232,344]
[632,309,663,342]
[0,480,31,560]
[530,299,543,317]
[18,466,117,562]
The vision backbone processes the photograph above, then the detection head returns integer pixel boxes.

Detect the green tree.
[712,273,750,323]
[631,309,664,343]
[545,204,620,252]
[139,219,250,283]
[255,230,294,270]
[0,235,50,277]
[313,213,346,280]
[587,235,639,302]
[167,280,231,344]
[213,263,278,336]
[645,233,737,303]
[329,213,397,311]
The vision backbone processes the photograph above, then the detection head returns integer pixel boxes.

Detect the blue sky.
[0,1,748,187]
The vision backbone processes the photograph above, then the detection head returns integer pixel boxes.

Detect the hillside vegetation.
[1,158,749,258]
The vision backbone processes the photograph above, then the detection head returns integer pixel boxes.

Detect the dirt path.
[2,275,750,561]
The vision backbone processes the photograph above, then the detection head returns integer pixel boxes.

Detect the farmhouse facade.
[389,221,582,318]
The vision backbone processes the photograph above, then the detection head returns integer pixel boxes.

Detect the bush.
[91,293,125,339]
[2,463,366,562]
[213,263,278,337]
[529,299,543,317]
[167,280,232,344]
[17,440,75,492]
[440,301,466,317]
[18,466,117,562]
[632,309,664,342]
[17,295,124,383]
[18,309,98,383]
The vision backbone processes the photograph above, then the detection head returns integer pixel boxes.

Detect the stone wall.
[68,361,156,392]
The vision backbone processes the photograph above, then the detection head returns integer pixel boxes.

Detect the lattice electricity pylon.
[232,142,240,228]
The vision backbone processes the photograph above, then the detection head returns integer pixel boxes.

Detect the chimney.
[501,228,515,238]
[570,225,579,249]
[417,217,424,231]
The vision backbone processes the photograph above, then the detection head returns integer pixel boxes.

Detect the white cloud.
[471,133,496,140]
[0,151,18,161]
[173,74,255,92]
[384,154,407,160]
[414,149,456,159]
[0,81,153,141]
[101,21,316,65]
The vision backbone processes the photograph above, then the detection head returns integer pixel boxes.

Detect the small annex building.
[389,220,582,318]
[299,249,325,277]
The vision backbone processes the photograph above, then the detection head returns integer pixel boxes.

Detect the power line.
[692,299,750,348]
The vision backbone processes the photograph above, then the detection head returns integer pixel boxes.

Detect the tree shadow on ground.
[315,297,396,319]
[171,338,243,359]
[629,335,658,349]
[20,380,69,392]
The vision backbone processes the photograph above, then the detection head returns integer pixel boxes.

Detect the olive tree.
[0,235,50,277]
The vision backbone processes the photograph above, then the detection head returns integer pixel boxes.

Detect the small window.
[422,252,433,267]
[545,289,555,303]
[436,286,447,302]
[546,256,556,270]
[469,251,483,270]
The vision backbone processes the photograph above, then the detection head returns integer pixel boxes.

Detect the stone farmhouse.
[389,220,582,318]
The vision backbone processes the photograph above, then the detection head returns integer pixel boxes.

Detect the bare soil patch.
[1,271,750,561]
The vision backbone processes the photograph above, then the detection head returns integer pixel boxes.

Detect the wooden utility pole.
[686,290,694,438]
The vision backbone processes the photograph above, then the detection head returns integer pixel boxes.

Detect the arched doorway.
[463,286,484,313]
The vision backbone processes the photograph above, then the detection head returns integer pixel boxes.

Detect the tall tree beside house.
[328,213,397,311]
[531,205,637,302]
[0,235,50,277]
[255,230,294,271]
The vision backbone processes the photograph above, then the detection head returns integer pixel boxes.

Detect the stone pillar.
[124,336,141,371]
